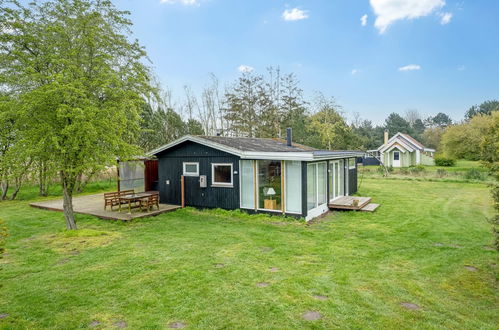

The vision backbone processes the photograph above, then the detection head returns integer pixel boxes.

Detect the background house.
[148,130,364,221]
[376,131,435,167]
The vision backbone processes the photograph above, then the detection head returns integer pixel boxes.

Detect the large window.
[307,162,327,211]
[183,162,199,176]
[212,163,233,187]
[240,160,255,208]
[285,161,302,214]
[258,160,282,211]
[349,158,356,169]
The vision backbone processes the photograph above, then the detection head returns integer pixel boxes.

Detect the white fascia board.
[380,139,414,153]
[241,151,315,161]
[424,148,436,152]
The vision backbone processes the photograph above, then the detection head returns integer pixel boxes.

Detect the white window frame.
[211,163,233,187]
[183,162,199,176]
[349,158,356,169]
[256,160,283,213]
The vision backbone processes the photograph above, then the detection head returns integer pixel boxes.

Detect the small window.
[349,158,356,169]
[212,163,233,187]
[183,162,199,176]
[393,152,400,161]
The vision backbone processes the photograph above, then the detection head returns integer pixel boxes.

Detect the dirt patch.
[433,243,445,247]
[38,229,121,254]
[214,263,225,268]
[256,282,269,287]
[302,311,321,321]
[0,314,9,319]
[400,302,421,310]
[168,322,186,328]
[113,320,127,328]
[260,247,273,253]
[464,265,478,272]
[54,258,71,265]
[269,267,279,272]
[313,295,328,301]
[89,320,101,327]
[483,246,496,251]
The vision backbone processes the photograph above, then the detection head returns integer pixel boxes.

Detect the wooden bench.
[104,190,134,211]
[139,192,159,212]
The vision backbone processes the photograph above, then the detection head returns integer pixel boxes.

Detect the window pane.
[317,163,327,205]
[214,165,232,184]
[285,161,301,214]
[185,164,197,173]
[394,152,399,160]
[339,160,344,196]
[240,160,255,208]
[307,164,317,211]
[258,160,282,210]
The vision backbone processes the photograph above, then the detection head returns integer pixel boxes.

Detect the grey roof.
[198,136,317,152]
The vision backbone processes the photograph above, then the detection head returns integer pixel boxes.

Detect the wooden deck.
[30,193,181,221]
[328,196,379,212]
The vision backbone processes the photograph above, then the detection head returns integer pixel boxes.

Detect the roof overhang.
[379,139,414,153]
[148,136,364,161]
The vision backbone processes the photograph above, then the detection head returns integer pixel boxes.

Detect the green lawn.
[0,179,497,329]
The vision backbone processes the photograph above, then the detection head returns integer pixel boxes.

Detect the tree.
[384,113,413,136]
[307,94,359,150]
[1,0,154,229]
[428,112,453,128]
[421,127,444,150]
[440,113,495,160]
[466,100,499,120]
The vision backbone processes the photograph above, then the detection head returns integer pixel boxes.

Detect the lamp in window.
[264,187,277,210]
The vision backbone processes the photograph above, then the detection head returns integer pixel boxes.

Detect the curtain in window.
[285,161,302,214]
[240,160,254,209]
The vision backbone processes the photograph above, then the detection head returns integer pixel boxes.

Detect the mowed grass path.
[0,179,497,329]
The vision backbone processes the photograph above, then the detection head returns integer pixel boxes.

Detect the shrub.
[400,168,409,175]
[409,165,426,175]
[464,168,484,180]
[434,156,456,167]
[436,169,447,178]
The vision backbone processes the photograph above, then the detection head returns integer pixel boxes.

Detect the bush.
[434,156,456,167]
[409,165,426,175]
[436,169,447,178]
[464,168,484,180]
[400,168,409,175]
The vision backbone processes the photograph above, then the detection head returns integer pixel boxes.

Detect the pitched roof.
[198,136,316,152]
[378,132,430,152]
[148,135,364,161]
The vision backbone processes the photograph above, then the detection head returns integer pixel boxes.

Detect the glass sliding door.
[317,162,327,205]
[329,160,346,201]
[257,160,282,211]
[307,162,327,211]
[339,159,345,196]
[285,161,302,214]
[240,160,255,209]
[307,164,317,211]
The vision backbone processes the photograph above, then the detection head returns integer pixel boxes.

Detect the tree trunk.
[10,185,20,200]
[61,172,77,230]
[39,164,49,196]
[0,180,8,200]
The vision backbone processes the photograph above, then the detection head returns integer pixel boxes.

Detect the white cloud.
[457,65,465,71]
[238,65,254,73]
[282,8,309,21]
[370,0,445,33]
[351,69,360,75]
[439,12,452,24]
[360,14,368,26]
[160,0,198,5]
[398,64,421,71]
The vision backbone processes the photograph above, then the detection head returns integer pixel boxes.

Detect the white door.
[393,151,401,167]
[329,161,342,202]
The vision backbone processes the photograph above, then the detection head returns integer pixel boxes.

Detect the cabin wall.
[348,162,358,195]
[156,141,240,209]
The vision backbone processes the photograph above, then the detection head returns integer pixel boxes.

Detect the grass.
[361,160,491,182]
[0,179,497,328]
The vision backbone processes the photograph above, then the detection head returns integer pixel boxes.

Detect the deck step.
[360,203,380,212]
[328,196,372,210]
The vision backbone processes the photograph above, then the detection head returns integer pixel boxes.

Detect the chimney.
[384,129,389,145]
[286,127,292,146]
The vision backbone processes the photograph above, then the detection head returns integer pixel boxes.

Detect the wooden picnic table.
[119,192,156,214]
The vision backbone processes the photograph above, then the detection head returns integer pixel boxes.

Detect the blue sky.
[114,0,499,123]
